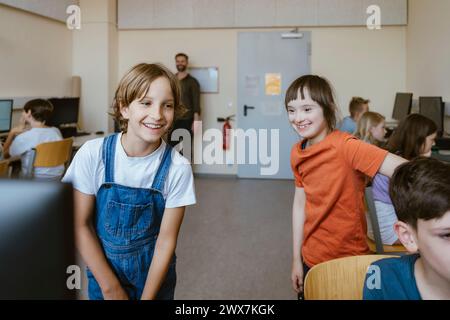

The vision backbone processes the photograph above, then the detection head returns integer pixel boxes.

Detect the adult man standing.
[169,53,201,147]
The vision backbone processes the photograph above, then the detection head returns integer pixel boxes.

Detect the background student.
[354,111,387,147]
[338,97,370,134]
[370,114,438,245]
[3,99,63,180]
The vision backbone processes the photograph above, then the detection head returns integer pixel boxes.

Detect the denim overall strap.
[102,134,119,183]
[151,143,173,192]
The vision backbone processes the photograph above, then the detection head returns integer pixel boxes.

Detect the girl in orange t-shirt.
[286,75,407,297]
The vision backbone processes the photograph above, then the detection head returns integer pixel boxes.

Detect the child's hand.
[10,124,27,136]
[10,115,28,136]
[102,285,129,300]
[291,260,304,294]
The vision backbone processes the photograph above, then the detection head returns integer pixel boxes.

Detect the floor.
[175,177,295,300]
[79,177,296,300]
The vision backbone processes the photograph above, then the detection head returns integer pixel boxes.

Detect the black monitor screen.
[0,180,76,299]
[419,97,444,135]
[0,100,13,133]
[47,98,80,127]
[392,93,413,121]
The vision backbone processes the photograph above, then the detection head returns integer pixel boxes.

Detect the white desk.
[72,133,107,149]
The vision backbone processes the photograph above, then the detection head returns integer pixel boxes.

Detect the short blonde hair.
[112,63,186,132]
[349,97,370,118]
[355,111,385,145]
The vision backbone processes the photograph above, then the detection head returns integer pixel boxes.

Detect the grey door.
[237,31,311,179]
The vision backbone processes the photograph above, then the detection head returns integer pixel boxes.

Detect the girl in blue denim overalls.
[63,63,195,300]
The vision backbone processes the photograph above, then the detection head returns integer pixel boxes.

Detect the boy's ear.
[119,102,130,120]
[394,221,419,253]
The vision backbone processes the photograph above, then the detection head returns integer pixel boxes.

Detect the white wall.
[0,4,73,99]
[119,26,406,174]
[117,0,408,29]
[312,27,406,120]
[0,0,78,22]
[407,0,450,132]
[72,0,117,132]
[0,4,73,125]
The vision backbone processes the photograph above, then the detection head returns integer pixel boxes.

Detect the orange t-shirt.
[290,130,388,267]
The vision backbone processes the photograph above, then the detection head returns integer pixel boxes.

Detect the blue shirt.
[338,116,357,134]
[363,254,422,300]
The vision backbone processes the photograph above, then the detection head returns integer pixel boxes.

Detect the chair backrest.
[365,186,407,254]
[365,186,385,254]
[0,160,9,178]
[32,138,73,168]
[304,255,397,300]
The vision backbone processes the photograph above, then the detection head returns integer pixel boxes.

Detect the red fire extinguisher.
[217,115,235,150]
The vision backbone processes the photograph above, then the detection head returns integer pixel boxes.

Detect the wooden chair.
[0,159,10,178]
[304,255,397,300]
[28,138,73,179]
[365,187,406,254]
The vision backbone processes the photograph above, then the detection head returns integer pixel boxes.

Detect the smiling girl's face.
[287,88,329,145]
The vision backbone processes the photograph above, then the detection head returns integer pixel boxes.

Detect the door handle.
[244,105,255,117]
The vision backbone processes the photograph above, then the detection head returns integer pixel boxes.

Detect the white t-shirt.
[62,134,196,209]
[9,127,64,179]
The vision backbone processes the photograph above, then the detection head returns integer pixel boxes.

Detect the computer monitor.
[392,93,413,121]
[0,99,13,133]
[0,180,76,299]
[47,98,80,127]
[419,97,444,136]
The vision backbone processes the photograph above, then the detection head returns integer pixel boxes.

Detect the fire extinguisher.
[217,115,235,150]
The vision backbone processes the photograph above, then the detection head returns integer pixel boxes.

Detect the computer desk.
[72,133,107,150]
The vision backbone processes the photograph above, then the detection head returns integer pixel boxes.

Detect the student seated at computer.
[3,99,64,180]
[369,114,437,245]
[363,158,450,300]
[354,111,387,147]
[338,97,370,134]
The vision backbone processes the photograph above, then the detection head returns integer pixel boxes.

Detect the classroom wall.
[72,0,117,132]
[0,4,73,104]
[406,0,450,131]
[119,26,406,175]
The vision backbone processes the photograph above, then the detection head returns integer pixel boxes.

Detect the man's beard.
[176,65,187,72]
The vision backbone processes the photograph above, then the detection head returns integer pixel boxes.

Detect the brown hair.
[175,53,189,61]
[354,111,385,145]
[112,63,186,132]
[349,97,370,118]
[23,99,54,124]
[386,113,437,160]
[390,157,450,229]
[285,75,338,131]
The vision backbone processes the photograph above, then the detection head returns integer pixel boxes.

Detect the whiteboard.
[188,67,219,94]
